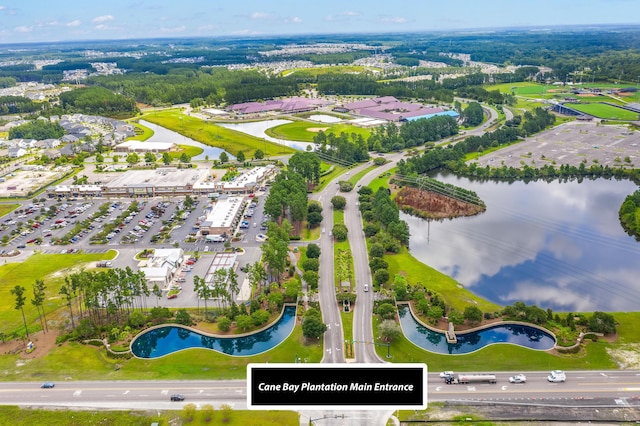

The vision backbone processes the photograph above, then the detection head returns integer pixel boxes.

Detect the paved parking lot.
[475,121,640,169]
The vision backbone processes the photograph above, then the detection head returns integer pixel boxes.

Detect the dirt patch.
[577,93,597,97]
[0,330,59,360]
[607,343,640,369]
[394,186,485,219]
[307,127,329,132]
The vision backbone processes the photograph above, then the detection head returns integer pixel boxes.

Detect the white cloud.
[381,17,408,24]
[250,12,273,20]
[284,16,302,24]
[0,6,5,10]
[66,20,81,27]
[160,26,186,33]
[15,26,32,33]
[343,11,360,17]
[95,24,112,30]
[92,15,114,24]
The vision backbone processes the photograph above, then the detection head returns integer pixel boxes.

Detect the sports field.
[569,103,640,120]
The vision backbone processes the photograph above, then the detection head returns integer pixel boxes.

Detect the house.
[44,149,61,159]
[61,134,79,143]
[42,138,61,148]
[8,147,26,158]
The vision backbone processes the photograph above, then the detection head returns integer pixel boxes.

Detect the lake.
[404,175,640,312]
[140,120,232,161]
[217,120,315,151]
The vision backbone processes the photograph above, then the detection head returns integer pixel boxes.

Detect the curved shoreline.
[399,302,557,355]
[129,304,297,359]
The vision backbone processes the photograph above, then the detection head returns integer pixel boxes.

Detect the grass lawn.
[170,144,204,159]
[315,164,347,192]
[373,315,617,371]
[341,310,353,358]
[569,103,640,120]
[0,324,322,382]
[128,122,154,141]
[265,120,371,142]
[384,247,500,313]
[0,203,19,217]
[140,109,296,157]
[347,165,378,186]
[367,169,395,194]
[0,405,298,426]
[279,65,370,77]
[0,251,117,336]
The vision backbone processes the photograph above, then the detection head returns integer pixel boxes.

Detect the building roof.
[204,196,244,229]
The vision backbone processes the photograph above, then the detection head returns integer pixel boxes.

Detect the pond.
[140,120,232,161]
[398,305,556,354]
[405,175,640,312]
[307,114,342,123]
[217,120,315,151]
[130,305,296,358]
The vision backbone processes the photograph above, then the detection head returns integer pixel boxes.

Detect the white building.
[200,196,245,236]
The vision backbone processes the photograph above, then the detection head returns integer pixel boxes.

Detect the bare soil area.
[0,330,59,360]
[394,186,485,219]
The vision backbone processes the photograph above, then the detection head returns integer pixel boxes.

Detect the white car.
[509,374,527,384]
[548,370,566,383]
[439,371,454,378]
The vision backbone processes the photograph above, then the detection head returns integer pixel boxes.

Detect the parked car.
[170,394,185,401]
[509,374,527,384]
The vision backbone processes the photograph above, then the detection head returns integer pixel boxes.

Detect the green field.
[0,203,19,217]
[569,103,640,120]
[127,122,154,141]
[280,65,372,77]
[140,109,296,158]
[0,404,298,425]
[0,252,116,336]
[265,120,371,142]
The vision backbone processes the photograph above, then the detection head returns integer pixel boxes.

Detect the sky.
[0,0,639,44]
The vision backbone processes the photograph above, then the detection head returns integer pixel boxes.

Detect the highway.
[4,370,640,411]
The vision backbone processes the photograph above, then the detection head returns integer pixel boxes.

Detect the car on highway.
[439,371,455,379]
[548,370,566,382]
[41,382,55,388]
[170,394,185,401]
[509,374,527,384]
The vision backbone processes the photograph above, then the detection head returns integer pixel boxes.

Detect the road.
[5,370,640,411]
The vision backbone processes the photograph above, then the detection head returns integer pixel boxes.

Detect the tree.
[588,311,617,334]
[377,303,396,320]
[306,243,320,259]
[254,149,264,160]
[302,310,327,339]
[427,305,444,324]
[175,309,192,325]
[448,309,464,326]
[126,152,140,165]
[180,153,190,163]
[31,279,48,333]
[218,316,231,332]
[236,314,253,331]
[11,285,29,338]
[463,305,483,324]
[95,153,104,163]
[236,150,245,163]
[301,258,319,272]
[369,243,385,258]
[302,270,319,290]
[373,268,389,286]
[219,152,229,163]
[332,223,348,241]
[307,211,323,226]
[162,152,171,165]
[379,319,401,342]
[331,195,347,210]
[144,152,156,163]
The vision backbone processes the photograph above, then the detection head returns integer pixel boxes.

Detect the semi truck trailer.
[442,372,497,384]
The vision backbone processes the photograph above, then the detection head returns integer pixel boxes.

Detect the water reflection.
[140,120,232,161]
[406,175,640,312]
[131,306,296,358]
[217,120,315,151]
[398,305,555,354]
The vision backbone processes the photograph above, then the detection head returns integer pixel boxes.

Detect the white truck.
[441,372,497,384]
[206,234,225,243]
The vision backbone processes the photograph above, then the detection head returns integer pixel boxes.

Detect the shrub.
[218,316,231,332]
[301,258,320,272]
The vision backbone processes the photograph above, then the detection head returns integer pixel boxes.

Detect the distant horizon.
[1,22,639,49]
[1,0,639,45]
